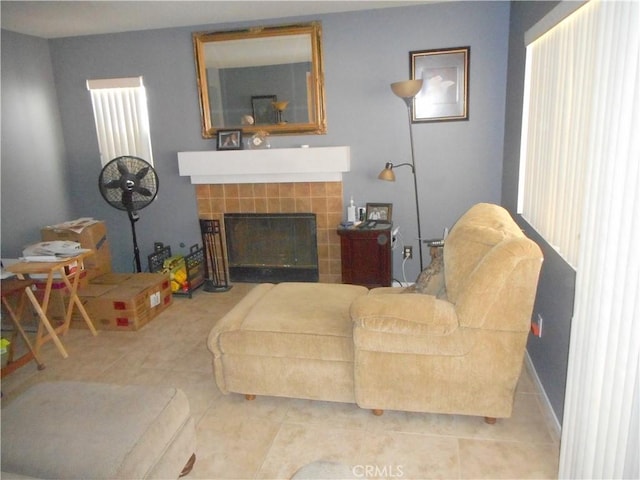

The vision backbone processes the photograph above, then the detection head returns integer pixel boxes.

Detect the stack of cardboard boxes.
[38,219,172,331]
[41,219,112,281]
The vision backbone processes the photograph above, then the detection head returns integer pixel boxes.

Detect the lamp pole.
[402,99,425,271]
[386,79,425,271]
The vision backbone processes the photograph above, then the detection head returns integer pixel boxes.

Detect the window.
[86,76,153,166]
[517,2,593,268]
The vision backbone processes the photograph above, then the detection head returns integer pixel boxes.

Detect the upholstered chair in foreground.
[209,203,543,423]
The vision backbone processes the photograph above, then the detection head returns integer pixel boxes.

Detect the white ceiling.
[1,1,432,39]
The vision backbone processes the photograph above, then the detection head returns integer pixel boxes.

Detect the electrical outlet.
[403,246,413,259]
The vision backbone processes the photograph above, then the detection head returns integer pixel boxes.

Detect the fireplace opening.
[224,213,319,283]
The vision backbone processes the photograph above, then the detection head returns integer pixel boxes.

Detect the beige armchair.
[351,203,543,421]
[208,203,543,422]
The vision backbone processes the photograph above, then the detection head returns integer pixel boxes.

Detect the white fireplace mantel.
[177,146,350,184]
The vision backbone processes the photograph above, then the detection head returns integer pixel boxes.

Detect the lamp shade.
[378,162,396,181]
[390,79,423,99]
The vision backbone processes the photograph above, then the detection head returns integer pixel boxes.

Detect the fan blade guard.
[98,155,159,212]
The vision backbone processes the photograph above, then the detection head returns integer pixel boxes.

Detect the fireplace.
[177,146,350,283]
[224,213,319,283]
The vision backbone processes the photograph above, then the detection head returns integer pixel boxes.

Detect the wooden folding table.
[1,278,46,376]
[6,252,98,358]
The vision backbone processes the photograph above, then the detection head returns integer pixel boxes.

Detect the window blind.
[519,1,639,478]
[87,76,153,166]
[518,2,593,268]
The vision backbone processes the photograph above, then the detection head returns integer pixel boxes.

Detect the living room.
[1,1,637,478]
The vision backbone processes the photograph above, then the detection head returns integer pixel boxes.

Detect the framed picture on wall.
[410,46,469,122]
[251,95,277,124]
[216,129,242,150]
[365,203,392,223]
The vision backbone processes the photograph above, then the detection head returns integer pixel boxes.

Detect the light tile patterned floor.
[1,283,560,479]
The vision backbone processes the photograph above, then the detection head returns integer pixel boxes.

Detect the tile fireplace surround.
[178,147,350,284]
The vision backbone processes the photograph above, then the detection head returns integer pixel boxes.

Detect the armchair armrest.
[350,292,457,336]
[350,293,470,357]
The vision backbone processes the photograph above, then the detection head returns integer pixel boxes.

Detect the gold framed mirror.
[193,22,327,138]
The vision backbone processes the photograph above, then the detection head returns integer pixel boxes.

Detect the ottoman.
[208,282,368,403]
[1,382,196,479]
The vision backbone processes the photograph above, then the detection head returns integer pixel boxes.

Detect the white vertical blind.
[518,2,593,268]
[559,1,640,477]
[521,0,639,477]
[87,76,153,166]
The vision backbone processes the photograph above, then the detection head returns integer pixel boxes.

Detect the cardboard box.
[41,219,112,280]
[71,273,172,331]
[122,272,169,288]
[89,273,133,285]
[123,273,173,323]
[77,285,152,331]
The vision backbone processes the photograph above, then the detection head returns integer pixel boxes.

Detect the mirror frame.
[193,22,327,138]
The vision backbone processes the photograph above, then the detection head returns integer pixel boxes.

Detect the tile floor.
[1,283,560,479]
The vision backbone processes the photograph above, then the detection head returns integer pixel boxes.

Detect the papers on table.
[21,241,91,262]
[1,259,17,279]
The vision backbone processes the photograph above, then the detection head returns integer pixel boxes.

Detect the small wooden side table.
[1,278,46,377]
[6,252,98,358]
[337,224,392,288]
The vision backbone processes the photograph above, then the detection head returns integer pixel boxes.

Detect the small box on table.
[41,218,112,280]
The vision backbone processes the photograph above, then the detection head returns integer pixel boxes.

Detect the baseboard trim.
[524,351,562,442]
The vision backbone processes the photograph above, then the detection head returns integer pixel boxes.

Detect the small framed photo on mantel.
[216,129,243,151]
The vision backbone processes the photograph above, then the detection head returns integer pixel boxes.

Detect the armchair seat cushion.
[217,282,367,362]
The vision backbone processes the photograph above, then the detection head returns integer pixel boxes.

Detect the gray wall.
[0,0,572,425]
[502,0,574,423]
[1,29,74,258]
[325,3,510,280]
[41,1,510,277]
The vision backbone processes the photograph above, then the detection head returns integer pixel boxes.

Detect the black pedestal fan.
[98,156,159,272]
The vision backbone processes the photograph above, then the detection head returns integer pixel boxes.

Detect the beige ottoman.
[1,382,196,479]
[208,282,368,403]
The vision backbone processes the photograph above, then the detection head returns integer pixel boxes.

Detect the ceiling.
[1,1,432,39]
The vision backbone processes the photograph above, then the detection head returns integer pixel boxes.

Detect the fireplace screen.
[224,213,318,283]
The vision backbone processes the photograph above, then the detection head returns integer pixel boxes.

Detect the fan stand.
[128,209,142,273]
[98,156,158,274]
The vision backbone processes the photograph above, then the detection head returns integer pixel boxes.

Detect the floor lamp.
[378,79,425,271]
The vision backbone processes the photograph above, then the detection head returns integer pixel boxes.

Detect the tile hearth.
[196,182,344,284]
[1,285,560,479]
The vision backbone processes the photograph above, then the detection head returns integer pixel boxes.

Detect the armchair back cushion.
[444,203,542,331]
